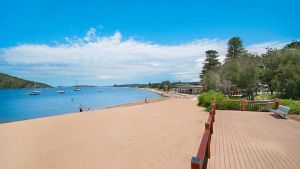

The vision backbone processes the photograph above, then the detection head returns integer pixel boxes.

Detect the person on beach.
[145,97,147,103]
[79,105,83,112]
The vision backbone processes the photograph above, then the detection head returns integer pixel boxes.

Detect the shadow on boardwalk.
[208,110,300,169]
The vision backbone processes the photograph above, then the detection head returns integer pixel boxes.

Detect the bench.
[270,105,290,117]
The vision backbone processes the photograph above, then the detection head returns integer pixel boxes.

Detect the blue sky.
[0,0,299,86]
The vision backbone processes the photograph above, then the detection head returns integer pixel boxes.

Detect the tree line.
[0,73,52,88]
[200,37,300,99]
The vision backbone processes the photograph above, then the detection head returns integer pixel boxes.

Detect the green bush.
[281,99,300,115]
[198,90,225,109]
[217,100,241,110]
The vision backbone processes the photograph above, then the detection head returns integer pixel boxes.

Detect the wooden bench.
[270,105,290,117]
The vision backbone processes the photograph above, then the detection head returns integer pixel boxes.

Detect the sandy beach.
[0,98,207,169]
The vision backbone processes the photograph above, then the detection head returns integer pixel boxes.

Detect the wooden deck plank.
[207,110,300,169]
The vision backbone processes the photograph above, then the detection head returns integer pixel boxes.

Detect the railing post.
[241,98,245,111]
[275,98,279,109]
[209,111,214,134]
[209,110,215,122]
[205,122,211,159]
[191,157,200,169]
[213,100,216,113]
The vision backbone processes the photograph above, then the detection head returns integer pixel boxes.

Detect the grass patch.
[198,90,224,110]
[281,99,300,115]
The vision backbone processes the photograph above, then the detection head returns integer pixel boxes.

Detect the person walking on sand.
[145,97,147,103]
[79,104,83,112]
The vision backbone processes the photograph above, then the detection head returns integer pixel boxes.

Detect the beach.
[0,97,207,169]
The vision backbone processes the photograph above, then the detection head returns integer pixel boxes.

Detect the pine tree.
[200,50,221,80]
[226,37,246,60]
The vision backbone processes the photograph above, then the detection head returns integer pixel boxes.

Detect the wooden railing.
[191,101,216,169]
[215,98,279,111]
[191,99,280,169]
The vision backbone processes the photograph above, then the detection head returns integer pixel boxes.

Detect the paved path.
[208,110,300,169]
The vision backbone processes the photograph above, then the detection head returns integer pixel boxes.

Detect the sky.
[0,0,299,86]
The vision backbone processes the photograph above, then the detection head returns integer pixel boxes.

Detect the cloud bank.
[0,28,290,85]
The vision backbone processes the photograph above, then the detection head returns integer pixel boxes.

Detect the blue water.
[0,87,161,123]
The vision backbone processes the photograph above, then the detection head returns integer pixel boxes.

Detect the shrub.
[281,99,300,115]
[198,90,225,109]
[217,100,241,110]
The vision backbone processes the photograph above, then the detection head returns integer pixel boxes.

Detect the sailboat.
[57,88,65,94]
[74,80,80,91]
[28,82,41,95]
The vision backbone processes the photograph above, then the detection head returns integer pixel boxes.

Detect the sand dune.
[0,98,207,169]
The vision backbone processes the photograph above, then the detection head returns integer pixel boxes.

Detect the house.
[175,85,204,94]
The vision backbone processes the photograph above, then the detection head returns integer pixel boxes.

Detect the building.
[175,85,204,94]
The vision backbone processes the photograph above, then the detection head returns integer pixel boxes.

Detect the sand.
[0,98,207,169]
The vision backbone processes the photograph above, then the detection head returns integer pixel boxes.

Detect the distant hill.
[0,73,52,89]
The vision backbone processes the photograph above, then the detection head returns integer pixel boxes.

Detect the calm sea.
[0,87,161,123]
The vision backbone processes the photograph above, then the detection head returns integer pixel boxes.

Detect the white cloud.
[97,75,117,80]
[247,41,288,54]
[0,28,291,85]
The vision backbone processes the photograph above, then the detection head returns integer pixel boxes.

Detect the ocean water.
[0,87,161,123]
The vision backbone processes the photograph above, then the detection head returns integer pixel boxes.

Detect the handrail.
[215,99,279,111]
[191,101,216,169]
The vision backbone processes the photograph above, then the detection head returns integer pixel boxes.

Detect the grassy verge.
[281,99,300,115]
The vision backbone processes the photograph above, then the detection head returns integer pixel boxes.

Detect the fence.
[215,98,279,112]
[191,101,216,169]
[191,99,279,169]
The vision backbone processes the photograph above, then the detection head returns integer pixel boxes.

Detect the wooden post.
[205,122,210,158]
[191,157,200,169]
[213,100,216,113]
[275,98,279,109]
[205,122,210,130]
[241,98,245,111]
[209,111,214,134]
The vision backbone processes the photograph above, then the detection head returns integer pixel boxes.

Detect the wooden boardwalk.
[207,110,300,169]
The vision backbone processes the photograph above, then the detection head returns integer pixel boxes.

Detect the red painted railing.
[215,98,280,111]
[191,101,216,169]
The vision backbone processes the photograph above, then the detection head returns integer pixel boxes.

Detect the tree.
[226,37,246,60]
[200,50,221,80]
[160,81,172,91]
[284,41,300,49]
[202,69,220,91]
[222,54,260,99]
[260,47,300,98]
[259,48,280,95]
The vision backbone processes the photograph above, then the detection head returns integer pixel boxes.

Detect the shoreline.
[0,96,167,125]
[0,98,207,169]
[103,96,168,109]
[141,87,198,99]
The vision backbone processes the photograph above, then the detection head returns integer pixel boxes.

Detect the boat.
[74,80,81,91]
[28,82,41,95]
[57,89,65,94]
[28,91,40,95]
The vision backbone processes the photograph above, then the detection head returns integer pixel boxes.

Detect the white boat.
[29,82,41,95]
[74,80,80,91]
[57,90,65,94]
[29,91,40,95]
[74,88,80,91]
